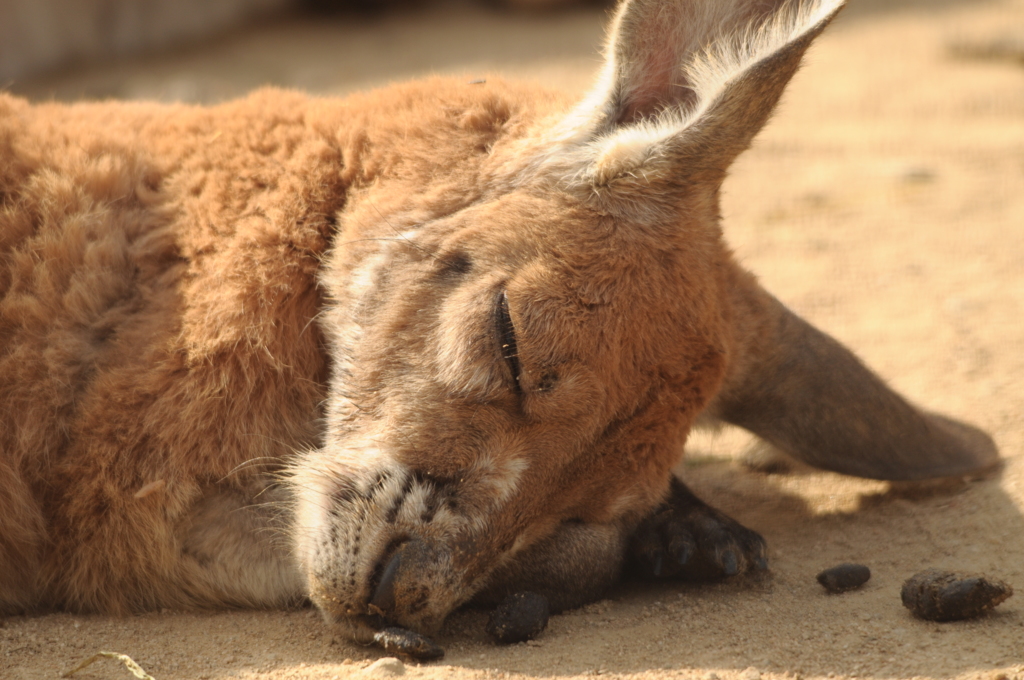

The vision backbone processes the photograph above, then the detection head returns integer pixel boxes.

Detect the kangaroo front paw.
[629,478,767,581]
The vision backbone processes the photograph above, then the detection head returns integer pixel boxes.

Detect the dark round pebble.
[816,563,871,593]
[372,626,445,660]
[901,568,1013,622]
[485,591,550,644]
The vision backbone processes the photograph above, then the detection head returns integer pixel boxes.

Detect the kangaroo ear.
[559,0,845,190]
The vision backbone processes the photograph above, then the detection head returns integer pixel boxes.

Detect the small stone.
[701,673,720,680]
[486,591,550,644]
[901,569,1013,621]
[363,657,405,677]
[741,667,762,680]
[817,564,871,593]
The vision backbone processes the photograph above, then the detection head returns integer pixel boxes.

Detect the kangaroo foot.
[629,478,768,581]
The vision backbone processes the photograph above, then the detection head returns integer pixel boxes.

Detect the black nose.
[369,543,404,618]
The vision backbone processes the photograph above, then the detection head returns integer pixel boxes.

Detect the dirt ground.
[3,0,1024,679]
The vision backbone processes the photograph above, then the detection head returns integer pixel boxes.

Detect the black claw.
[754,556,769,571]
[671,541,692,567]
[720,549,739,576]
[651,551,665,577]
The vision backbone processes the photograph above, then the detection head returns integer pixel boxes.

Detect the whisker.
[300,308,328,338]
[366,198,437,261]
[217,456,284,484]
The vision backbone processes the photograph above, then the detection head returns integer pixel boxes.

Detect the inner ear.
[611,12,695,124]
[606,0,796,126]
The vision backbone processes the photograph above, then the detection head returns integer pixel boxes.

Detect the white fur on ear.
[591,124,672,186]
[540,0,845,193]
[678,0,844,125]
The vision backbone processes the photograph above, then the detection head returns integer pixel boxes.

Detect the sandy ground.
[3,1,1024,679]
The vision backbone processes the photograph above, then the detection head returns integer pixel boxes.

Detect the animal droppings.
[485,591,550,644]
[372,627,445,661]
[817,563,871,593]
[901,569,1013,621]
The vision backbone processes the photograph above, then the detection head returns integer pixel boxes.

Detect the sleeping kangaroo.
[0,0,998,654]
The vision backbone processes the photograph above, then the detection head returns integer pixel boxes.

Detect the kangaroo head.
[290,0,846,640]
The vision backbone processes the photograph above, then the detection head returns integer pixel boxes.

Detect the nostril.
[368,540,406,619]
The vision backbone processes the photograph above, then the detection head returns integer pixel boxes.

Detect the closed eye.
[496,290,521,391]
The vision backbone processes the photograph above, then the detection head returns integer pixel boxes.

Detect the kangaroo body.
[0,0,997,647]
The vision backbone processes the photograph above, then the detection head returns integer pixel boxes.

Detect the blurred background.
[3,0,1020,105]
[1,0,616,102]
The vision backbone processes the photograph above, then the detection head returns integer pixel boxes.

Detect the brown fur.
[0,0,996,642]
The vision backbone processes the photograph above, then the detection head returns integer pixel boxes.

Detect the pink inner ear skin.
[614,6,692,124]
[609,0,815,126]
[620,47,681,124]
